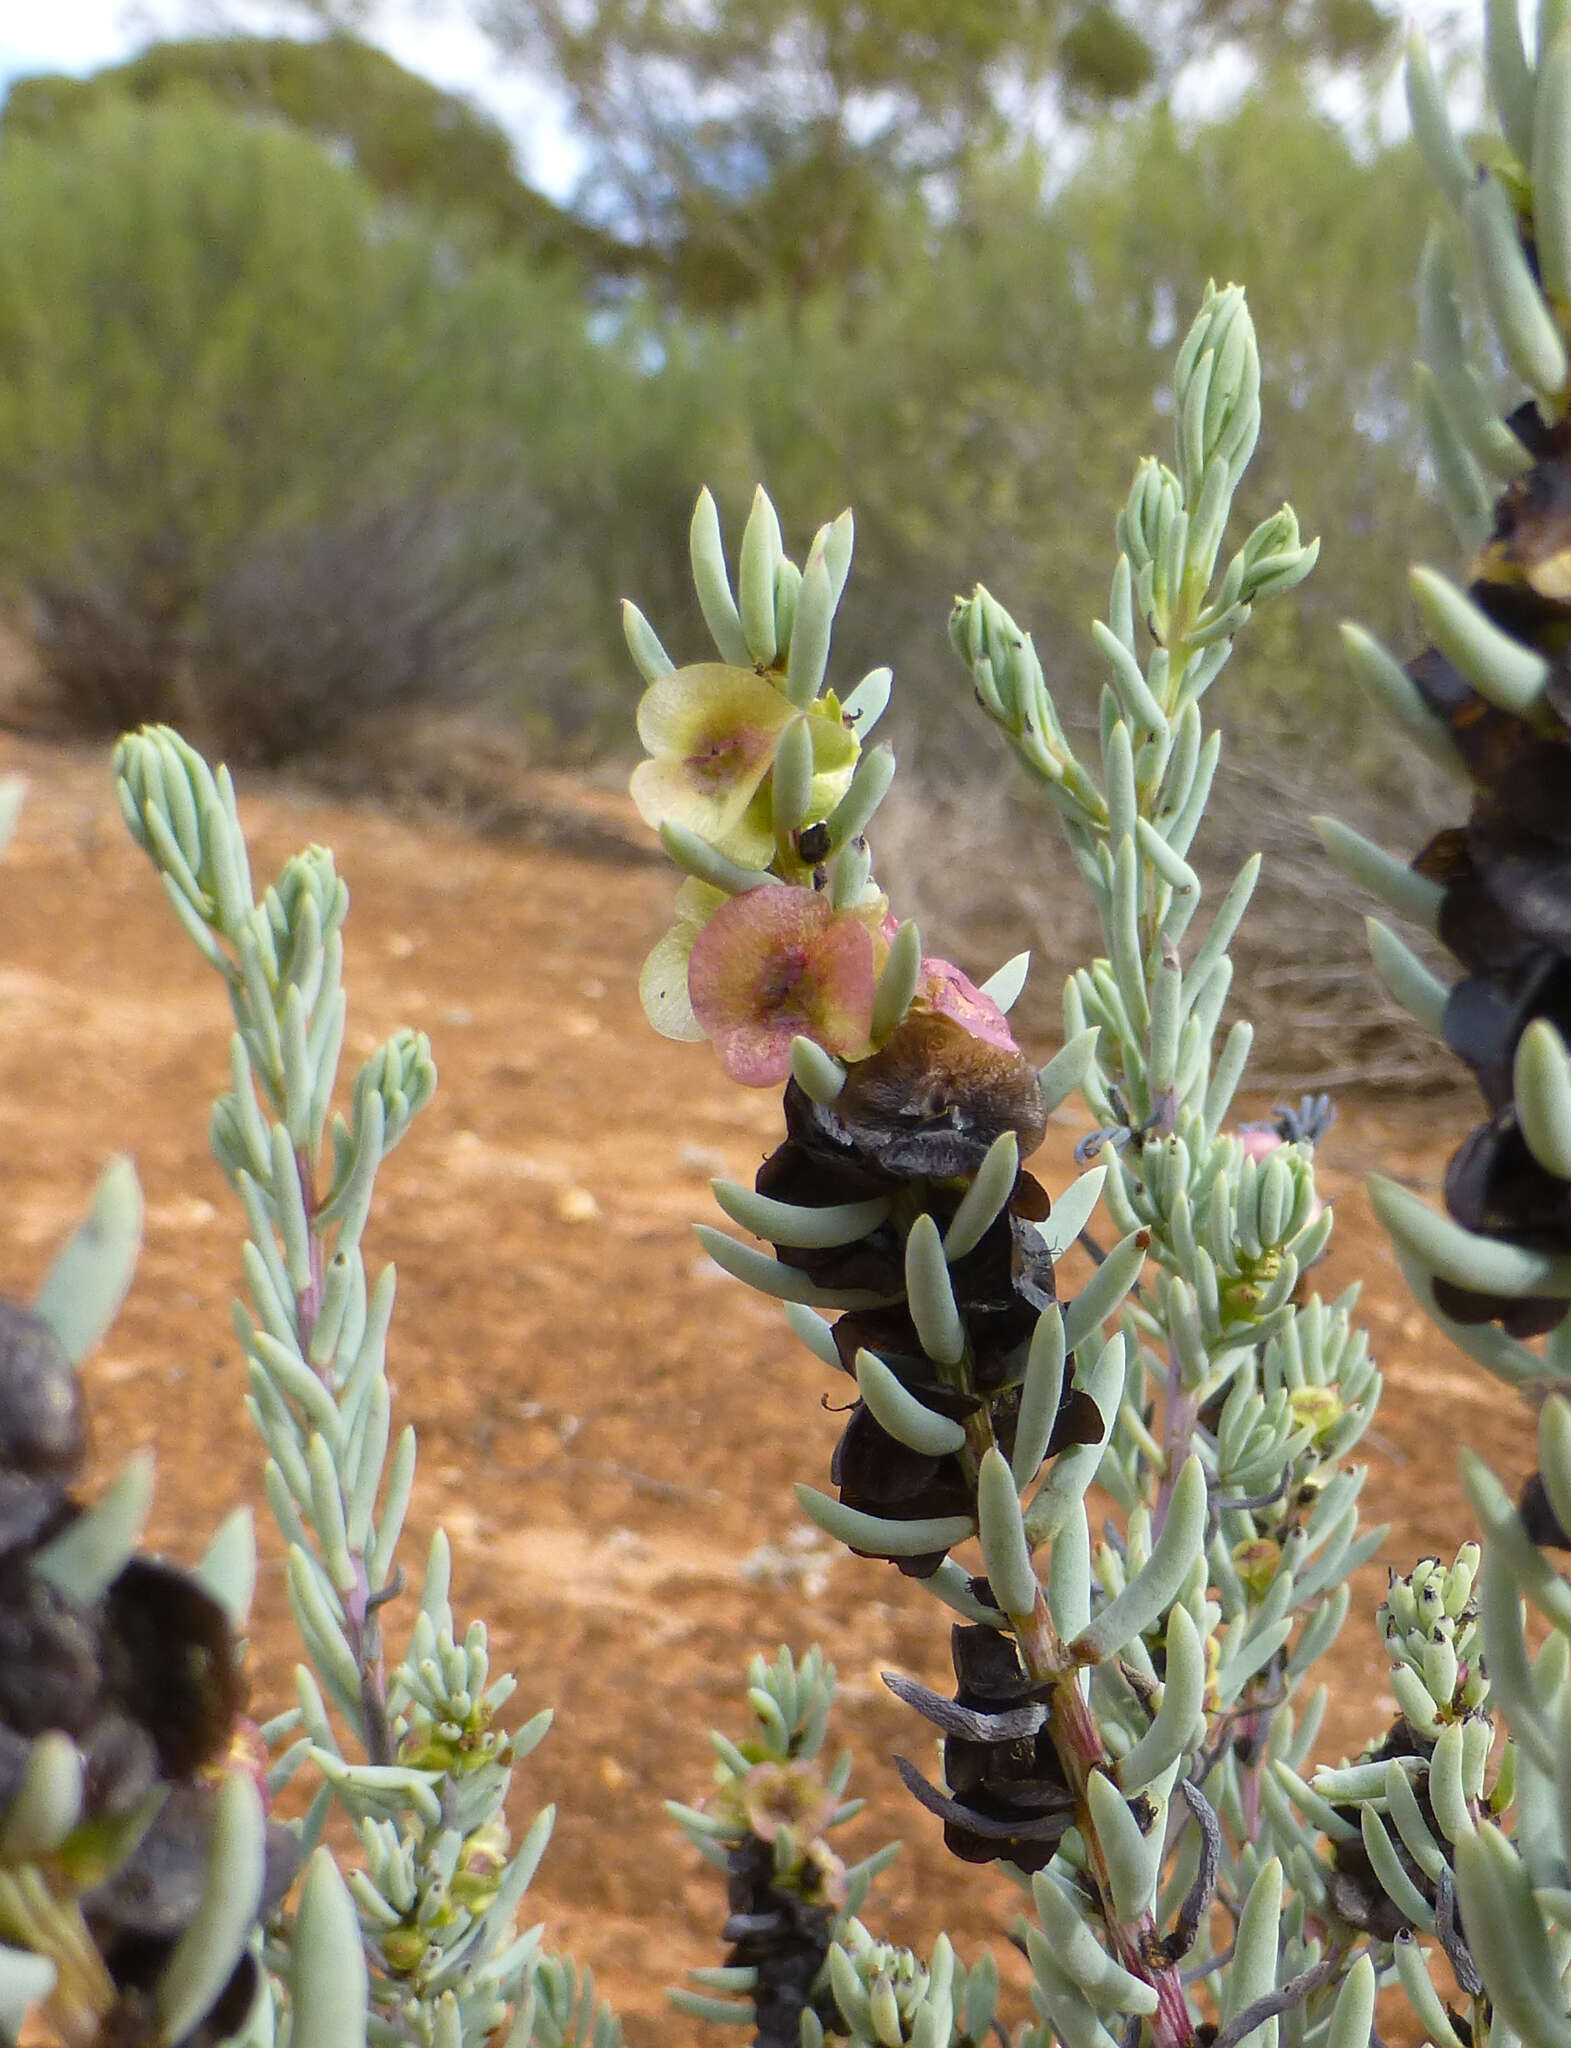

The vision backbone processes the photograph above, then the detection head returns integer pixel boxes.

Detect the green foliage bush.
[0,58,1459,806]
[0,99,606,757]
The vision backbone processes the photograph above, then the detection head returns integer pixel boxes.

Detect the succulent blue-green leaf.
[1026,1942,1125,2048]
[976,1447,1037,1617]
[922,1557,1006,1625]
[1416,364,1493,551]
[0,778,24,859]
[1484,0,1535,163]
[1064,1231,1148,1354]
[1454,1825,1571,2048]
[1012,1307,1067,1488]
[943,1132,1019,1261]
[794,1485,972,1558]
[1366,918,1448,1036]
[290,1849,370,2048]
[1418,226,1535,479]
[0,1947,55,2041]
[1222,1856,1283,2045]
[621,600,674,682]
[658,821,772,897]
[1028,1873,1160,2015]
[1340,625,1462,773]
[854,1349,967,1459]
[33,1450,155,1602]
[1392,1932,1466,2048]
[978,951,1030,1014]
[1516,1020,1571,1180]
[789,1035,846,1105]
[711,1178,890,1249]
[785,554,833,708]
[841,666,892,736]
[738,486,781,667]
[782,1300,840,1368]
[1325,1955,1377,2048]
[1085,1767,1163,1923]
[694,1226,885,1308]
[689,490,750,668]
[1535,27,1571,303]
[1412,564,1551,716]
[1405,28,1473,207]
[1467,173,1567,398]
[1313,817,1443,931]
[1372,1175,1571,1298]
[33,1156,143,1365]
[1072,1456,1206,1665]
[825,746,896,853]
[1041,1167,1107,1261]
[666,1989,756,2026]
[1426,1722,1476,1849]
[0,1732,83,1860]
[1119,1604,1204,1794]
[872,920,921,1044]
[1361,1806,1436,1929]
[1025,1335,1121,1546]
[195,1508,258,1629]
[904,1212,964,1366]
[1465,1448,1571,1638]
[157,1772,266,2045]
[770,716,814,840]
[1038,1028,1101,1115]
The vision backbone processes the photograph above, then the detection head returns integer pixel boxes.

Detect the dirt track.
[0,734,1529,2041]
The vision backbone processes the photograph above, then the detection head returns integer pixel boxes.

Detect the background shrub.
[0,99,607,757]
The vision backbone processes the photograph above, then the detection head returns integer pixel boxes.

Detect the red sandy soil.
[0,734,1525,2042]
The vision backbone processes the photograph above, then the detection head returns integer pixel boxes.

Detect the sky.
[0,0,1492,207]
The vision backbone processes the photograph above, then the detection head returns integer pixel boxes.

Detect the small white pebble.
[678,1143,729,1175]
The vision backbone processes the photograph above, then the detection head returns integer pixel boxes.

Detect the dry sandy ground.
[0,734,1526,2041]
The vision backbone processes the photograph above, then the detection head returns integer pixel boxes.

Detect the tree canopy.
[472,0,1400,307]
[0,34,633,277]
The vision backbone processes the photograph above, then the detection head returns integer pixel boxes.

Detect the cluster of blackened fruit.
[1407,403,1571,1336]
[754,1009,1100,1872]
[719,1836,839,2048]
[759,1011,1102,1576]
[887,1621,1075,1874]
[0,1297,294,2046]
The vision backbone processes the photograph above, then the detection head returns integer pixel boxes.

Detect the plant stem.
[1013,1589,1197,2048]
[289,1142,393,1765]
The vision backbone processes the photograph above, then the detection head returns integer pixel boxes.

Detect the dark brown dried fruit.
[795,1013,1047,1181]
[0,1299,84,1481]
[104,1560,244,1778]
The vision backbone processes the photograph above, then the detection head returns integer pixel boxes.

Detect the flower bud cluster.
[1378,1547,1488,1733]
[813,1924,997,2048]
[1299,1548,1498,1968]
[299,1529,556,2040]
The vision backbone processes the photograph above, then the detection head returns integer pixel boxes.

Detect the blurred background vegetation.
[0,0,1481,1081]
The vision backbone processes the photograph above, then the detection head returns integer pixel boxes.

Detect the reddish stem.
[1012,1589,1197,2048]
